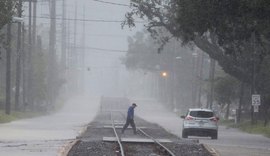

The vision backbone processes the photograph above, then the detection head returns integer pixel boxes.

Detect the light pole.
[198,52,205,108]
[161,71,168,103]
[172,56,182,112]
[208,58,215,109]
[192,52,198,108]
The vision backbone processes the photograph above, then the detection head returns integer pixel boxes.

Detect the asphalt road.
[199,126,270,156]
[134,98,270,156]
[0,97,269,156]
[0,96,100,156]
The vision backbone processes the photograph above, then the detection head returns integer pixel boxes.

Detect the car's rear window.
[189,111,214,118]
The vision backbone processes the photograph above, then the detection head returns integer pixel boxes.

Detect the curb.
[58,139,80,156]
[58,125,88,156]
[202,144,220,156]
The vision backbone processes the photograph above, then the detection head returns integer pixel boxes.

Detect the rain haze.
[0,0,270,156]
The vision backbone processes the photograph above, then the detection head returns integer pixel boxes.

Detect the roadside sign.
[253,105,259,112]
[252,94,261,106]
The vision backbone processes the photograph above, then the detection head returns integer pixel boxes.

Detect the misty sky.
[22,0,144,97]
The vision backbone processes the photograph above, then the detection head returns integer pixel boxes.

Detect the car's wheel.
[182,130,188,138]
[211,131,218,139]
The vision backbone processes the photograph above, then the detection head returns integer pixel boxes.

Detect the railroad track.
[137,127,176,156]
[109,111,176,156]
[110,111,125,156]
[67,97,213,156]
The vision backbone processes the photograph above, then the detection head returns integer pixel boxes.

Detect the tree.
[0,0,18,59]
[123,0,270,122]
[0,0,18,30]
[214,74,240,119]
[124,30,177,72]
[123,29,203,110]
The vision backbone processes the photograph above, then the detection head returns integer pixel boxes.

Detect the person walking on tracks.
[121,103,137,134]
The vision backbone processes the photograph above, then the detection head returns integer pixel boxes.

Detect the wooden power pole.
[61,0,67,71]
[15,0,23,110]
[48,0,56,105]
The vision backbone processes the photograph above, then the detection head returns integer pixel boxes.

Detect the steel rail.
[118,111,175,155]
[137,128,176,156]
[110,111,125,156]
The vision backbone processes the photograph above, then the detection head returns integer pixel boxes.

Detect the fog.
[1,1,270,156]
[59,0,144,98]
[1,1,146,155]
[20,0,145,99]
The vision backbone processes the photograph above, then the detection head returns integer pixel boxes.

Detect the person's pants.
[122,118,136,134]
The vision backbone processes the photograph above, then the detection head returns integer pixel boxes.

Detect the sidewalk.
[0,96,100,156]
[133,98,270,156]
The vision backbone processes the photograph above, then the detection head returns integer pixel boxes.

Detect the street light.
[191,52,198,108]
[172,56,182,112]
[161,71,168,77]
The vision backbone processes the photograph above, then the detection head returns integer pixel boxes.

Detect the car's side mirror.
[180,115,186,119]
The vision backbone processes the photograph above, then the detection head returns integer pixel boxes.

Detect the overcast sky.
[21,0,145,97]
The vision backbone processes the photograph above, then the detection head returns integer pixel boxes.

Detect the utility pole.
[208,58,215,109]
[33,0,37,46]
[61,0,67,71]
[5,0,14,114]
[191,52,198,108]
[27,0,37,108]
[66,14,71,91]
[27,0,32,107]
[81,5,86,93]
[15,0,23,110]
[48,0,56,105]
[73,2,78,91]
[22,23,26,110]
[198,52,204,107]
[5,23,12,115]
[67,14,71,70]
[251,31,257,124]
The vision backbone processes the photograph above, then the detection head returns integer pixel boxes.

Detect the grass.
[220,119,270,138]
[0,110,48,123]
[0,97,66,124]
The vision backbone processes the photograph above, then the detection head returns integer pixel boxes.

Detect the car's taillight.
[185,116,194,120]
[210,117,218,122]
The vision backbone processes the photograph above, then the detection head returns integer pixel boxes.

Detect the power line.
[22,15,145,24]
[92,0,129,7]
[75,46,127,53]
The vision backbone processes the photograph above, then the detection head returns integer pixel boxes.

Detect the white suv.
[181,108,219,139]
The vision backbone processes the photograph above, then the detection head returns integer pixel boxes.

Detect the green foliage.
[32,51,48,103]
[238,122,270,138]
[124,0,270,117]
[0,109,48,123]
[223,120,270,138]
[175,0,270,45]
[0,110,16,123]
[124,30,170,71]
[0,0,18,29]
[214,74,240,105]
[125,0,270,83]
[257,56,270,97]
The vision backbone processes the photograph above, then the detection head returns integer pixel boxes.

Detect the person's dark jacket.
[127,106,134,119]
